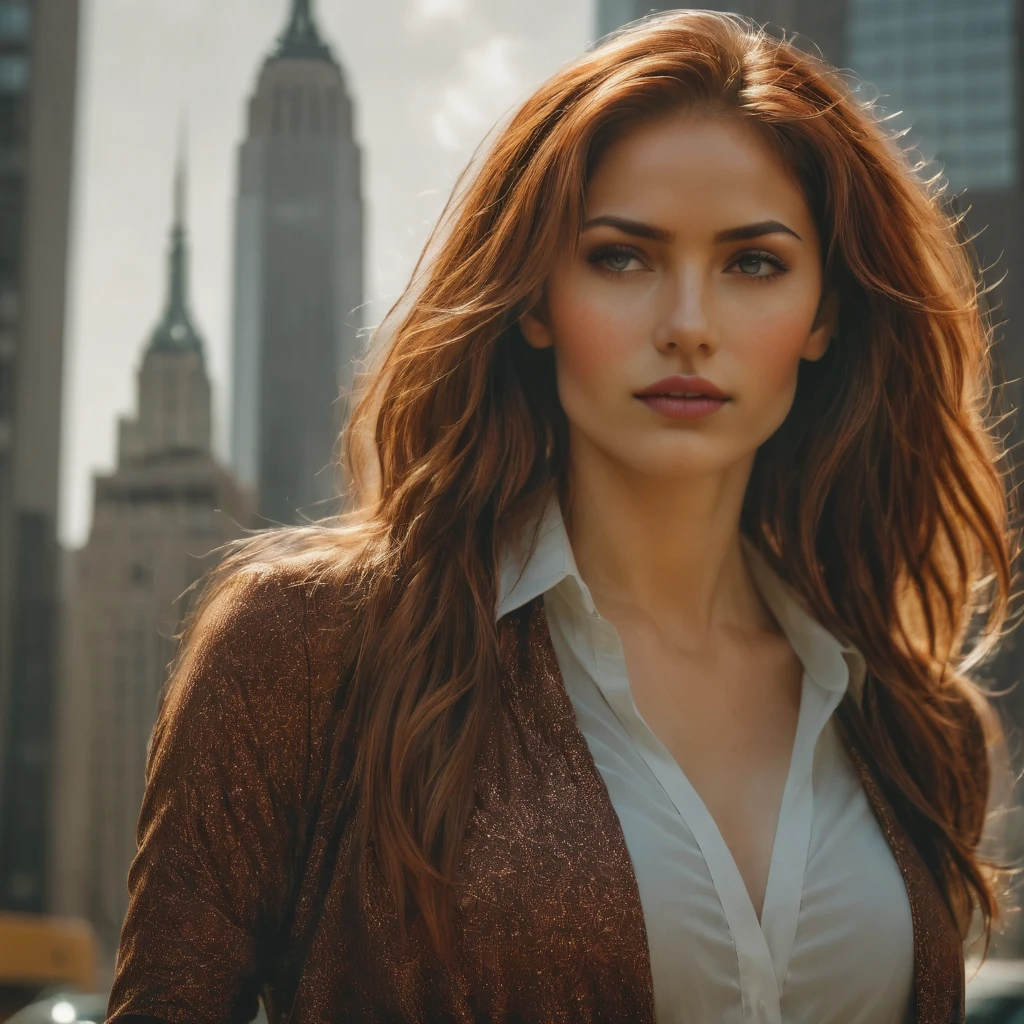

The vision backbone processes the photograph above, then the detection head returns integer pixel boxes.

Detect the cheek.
[544,274,642,399]
[728,304,818,443]
[735,303,817,390]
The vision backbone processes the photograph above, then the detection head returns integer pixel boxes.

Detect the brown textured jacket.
[107,565,968,1024]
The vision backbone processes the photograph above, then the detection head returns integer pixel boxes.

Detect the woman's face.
[520,113,835,481]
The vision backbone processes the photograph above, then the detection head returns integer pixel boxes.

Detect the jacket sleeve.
[105,567,314,1024]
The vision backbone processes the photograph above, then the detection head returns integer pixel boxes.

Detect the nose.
[652,265,717,356]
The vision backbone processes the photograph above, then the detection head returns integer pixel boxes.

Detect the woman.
[108,10,1016,1024]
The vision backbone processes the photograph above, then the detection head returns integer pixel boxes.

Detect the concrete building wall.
[120,348,213,463]
[50,457,250,953]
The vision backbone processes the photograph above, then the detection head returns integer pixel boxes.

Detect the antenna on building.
[174,111,188,232]
[148,114,202,355]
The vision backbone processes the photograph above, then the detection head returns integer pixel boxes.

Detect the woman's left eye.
[730,250,788,279]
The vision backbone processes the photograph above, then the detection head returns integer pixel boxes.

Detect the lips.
[646,391,723,398]
[634,375,730,401]
[635,394,728,420]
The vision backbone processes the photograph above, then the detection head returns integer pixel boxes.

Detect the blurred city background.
[1,0,1024,1018]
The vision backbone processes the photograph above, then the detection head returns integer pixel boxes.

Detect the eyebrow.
[580,214,803,244]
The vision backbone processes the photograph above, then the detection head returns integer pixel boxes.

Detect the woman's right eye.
[589,246,645,274]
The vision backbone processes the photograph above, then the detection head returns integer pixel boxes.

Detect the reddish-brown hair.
[183,10,1019,955]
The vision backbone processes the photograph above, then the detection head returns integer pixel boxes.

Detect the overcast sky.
[59,0,593,547]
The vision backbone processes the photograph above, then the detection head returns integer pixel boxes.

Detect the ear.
[519,305,555,350]
[803,288,838,362]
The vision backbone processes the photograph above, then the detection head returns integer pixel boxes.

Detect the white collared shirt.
[496,496,915,1024]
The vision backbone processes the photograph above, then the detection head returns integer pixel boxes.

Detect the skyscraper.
[0,0,81,914]
[230,0,364,526]
[595,1,847,60]
[48,142,253,954]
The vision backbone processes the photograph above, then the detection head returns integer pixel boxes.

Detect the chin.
[605,438,740,480]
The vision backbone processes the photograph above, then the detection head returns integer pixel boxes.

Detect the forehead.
[585,113,814,237]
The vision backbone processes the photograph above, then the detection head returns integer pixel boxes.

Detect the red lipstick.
[634,375,730,420]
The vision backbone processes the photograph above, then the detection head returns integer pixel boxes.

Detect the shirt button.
[757,1000,766,1015]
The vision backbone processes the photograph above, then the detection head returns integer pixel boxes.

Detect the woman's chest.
[543,593,917,1023]
[586,704,916,1024]
[614,623,804,914]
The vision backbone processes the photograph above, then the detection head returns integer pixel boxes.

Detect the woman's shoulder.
[110,550,358,1022]
[162,544,358,731]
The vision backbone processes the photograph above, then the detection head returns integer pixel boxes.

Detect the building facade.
[0,0,80,914]
[596,1,847,60]
[230,0,364,526]
[48,146,253,955]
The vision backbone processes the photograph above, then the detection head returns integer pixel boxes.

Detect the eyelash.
[587,245,790,282]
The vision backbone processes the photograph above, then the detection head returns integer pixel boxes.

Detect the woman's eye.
[731,250,787,279]
[590,247,644,274]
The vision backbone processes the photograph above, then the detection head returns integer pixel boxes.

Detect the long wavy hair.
[183,10,1020,956]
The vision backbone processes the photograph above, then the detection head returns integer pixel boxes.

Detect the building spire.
[174,113,187,232]
[269,0,337,66]
[149,121,203,355]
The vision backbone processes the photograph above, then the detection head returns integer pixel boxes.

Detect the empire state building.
[229,0,365,525]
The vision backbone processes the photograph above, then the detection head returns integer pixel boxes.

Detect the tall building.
[230,0,364,526]
[596,1,847,60]
[0,0,80,913]
[47,142,253,955]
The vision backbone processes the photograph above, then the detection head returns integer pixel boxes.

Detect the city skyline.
[60,0,591,548]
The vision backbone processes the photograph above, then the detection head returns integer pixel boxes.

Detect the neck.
[563,434,772,647]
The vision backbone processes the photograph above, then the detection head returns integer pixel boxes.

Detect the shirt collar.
[496,492,867,701]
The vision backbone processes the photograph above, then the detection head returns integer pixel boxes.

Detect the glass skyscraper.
[847,0,1016,192]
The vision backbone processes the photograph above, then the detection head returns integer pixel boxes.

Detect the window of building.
[0,55,29,94]
[0,94,26,148]
[0,1,29,41]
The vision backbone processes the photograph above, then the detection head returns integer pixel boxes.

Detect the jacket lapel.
[839,739,964,1023]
